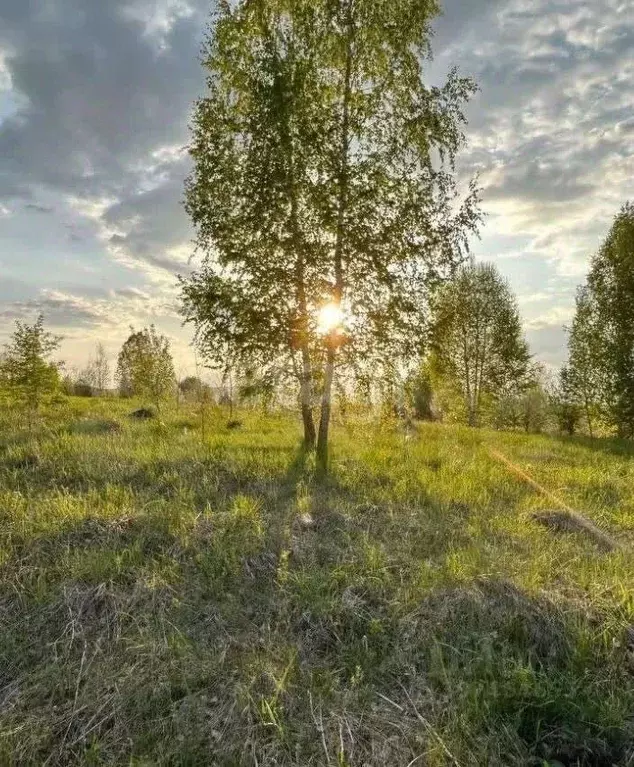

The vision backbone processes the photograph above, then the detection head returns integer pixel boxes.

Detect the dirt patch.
[129,408,156,420]
[532,510,619,553]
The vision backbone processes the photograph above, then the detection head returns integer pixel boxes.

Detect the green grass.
[2,398,634,765]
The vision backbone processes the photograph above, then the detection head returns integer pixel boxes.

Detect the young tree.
[179,375,216,409]
[1,315,62,422]
[519,380,550,434]
[116,326,176,411]
[179,376,200,399]
[181,0,480,468]
[430,262,531,427]
[85,342,111,395]
[492,393,523,432]
[568,203,634,437]
[565,286,603,437]
[72,371,95,398]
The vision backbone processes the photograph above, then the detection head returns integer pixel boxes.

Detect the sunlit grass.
[1,398,634,764]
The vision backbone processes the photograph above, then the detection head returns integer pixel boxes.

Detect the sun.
[317,303,344,335]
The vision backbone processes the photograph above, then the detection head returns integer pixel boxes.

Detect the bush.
[73,382,94,398]
[554,401,582,436]
[407,368,435,421]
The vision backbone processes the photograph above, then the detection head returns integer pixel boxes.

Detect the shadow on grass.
[0,425,56,452]
[1,437,492,592]
[553,432,634,460]
[0,443,320,591]
[65,418,123,436]
[394,579,634,765]
[2,441,633,766]
[0,445,306,502]
[291,576,634,764]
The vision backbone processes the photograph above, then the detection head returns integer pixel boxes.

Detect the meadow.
[2,398,634,766]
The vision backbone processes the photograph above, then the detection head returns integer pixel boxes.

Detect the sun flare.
[317,303,344,335]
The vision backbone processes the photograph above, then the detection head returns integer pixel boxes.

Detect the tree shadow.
[553,432,634,460]
[0,446,303,505]
[4,431,633,764]
[400,579,633,765]
[0,425,56,452]
[0,438,471,599]
[0,432,544,587]
[0,442,318,577]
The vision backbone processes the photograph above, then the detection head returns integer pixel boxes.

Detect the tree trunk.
[270,21,316,453]
[302,404,316,449]
[317,348,335,469]
[300,346,316,449]
[584,393,594,438]
[317,0,354,472]
[462,325,475,427]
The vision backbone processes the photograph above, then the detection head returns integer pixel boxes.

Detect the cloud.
[115,287,152,300]
[432,0,634,364]
[1,290,117,328]
[526,324,570,369]
[0,52,12,92]
[101,152,194,283]
[0,0,206,197]
[525,305,575,331]
[24,202,53,213]
[120,0,196,50]
[448,0,634,274]
[0,284,181,335]
[0,0,208,287]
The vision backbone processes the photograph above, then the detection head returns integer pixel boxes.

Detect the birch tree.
[566,286,603,437]
[116,326,176,411]
[83,342,111,396]
[182,0,481,467]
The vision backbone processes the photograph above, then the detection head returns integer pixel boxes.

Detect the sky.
[0,0,633,375]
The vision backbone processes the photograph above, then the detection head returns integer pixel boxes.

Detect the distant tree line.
[1,206,631,442]
[405,201,634,438]
[0,318,277,420]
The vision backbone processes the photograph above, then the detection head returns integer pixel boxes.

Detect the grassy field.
[2,399,634,766]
